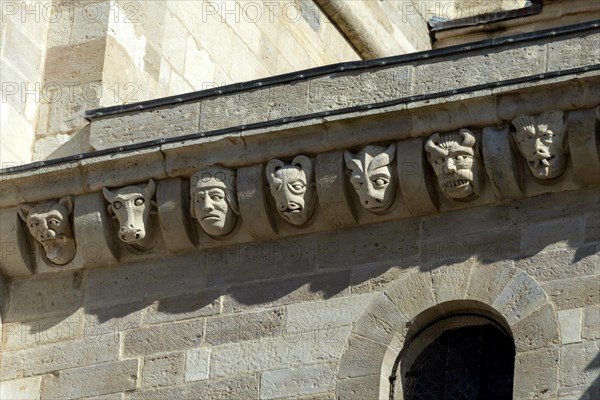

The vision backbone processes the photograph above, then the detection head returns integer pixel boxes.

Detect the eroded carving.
[512,111,567,179]
[425,129,481,200]
[103,180,157,248]
[344,144,397,212]
[266,156,316,226]
[190,167,239,236]
[18,197,75,265]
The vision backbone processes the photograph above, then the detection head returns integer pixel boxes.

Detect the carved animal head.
[190,167,239,236]
[425,129,481,200]
[344,144,397,212]
[18,197,75,265]
[513,111,567,179]
[266,155,316,226]
[103,179,157,245]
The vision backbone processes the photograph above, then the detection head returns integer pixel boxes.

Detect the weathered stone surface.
[582,305,600,340]
[210,327,349,378]
[568,108,600,187]
[84,301,145,336]
[2,311,83,351]
[41,359,138,399]
[129,374,259,400]
[521,217,586,255]
[512,188,600,224]
[512,302,560,352]
[493,271,547,324]
[0,376,41,400]
[350,293,407,345]
[260,363,336,399]
[205,308,285,346]
[144,290,221,325]
[431,260,474,304]
[141,352,184,388]
[0,334,119,381]
[482,125,523,200]
[515,246,598,282]
[335,375,381,400]
[315,151,357,228]
[0,207,35,278]
[123,318,205,357]
[558,308,583,345]
[513,346,559,399]
[157,178,197,252]
[5,271,83,322]
[337,334,389,379]
[386,271,436,319]
[397,137,438,215]
[185,347,211,382]
[559,341,600,387]
[547,32,600,72]
[543,276,600,310]
[466,261,517,305]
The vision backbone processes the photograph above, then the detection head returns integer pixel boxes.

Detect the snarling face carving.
[512,111,567,179]
[190,167,239,236]
[425,129,481,200]
[103,180,157,246]
[266,156,316,226]
[18,197,75,265]
[344,144,397,212]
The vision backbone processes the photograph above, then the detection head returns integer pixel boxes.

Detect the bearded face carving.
[266,156,316,226]
[103,180,157,247]
[190,167,239,236]
[18,197,76,265]
[425,129,481,200]
[512,111,567,179]
[344,144,397,212]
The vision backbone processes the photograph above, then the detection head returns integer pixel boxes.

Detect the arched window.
[391,314,515,400]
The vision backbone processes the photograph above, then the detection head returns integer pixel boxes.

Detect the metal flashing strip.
[84,20,600,121]
[3,63,599,175]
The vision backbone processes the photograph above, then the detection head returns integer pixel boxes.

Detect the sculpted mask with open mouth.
[190,167,239,236]
[266,156,316,226]
[425,129,481,200]
[512,111,567,179]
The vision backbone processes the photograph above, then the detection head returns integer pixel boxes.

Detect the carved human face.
[426,130,480,200]
[513,111,567,179]
[18,197,75,265]
[190,167,239,236]
[344,144,396,212]
[266,156,316,226]
[103,180,156,244]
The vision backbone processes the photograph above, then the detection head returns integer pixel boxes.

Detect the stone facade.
[1,2,599,400]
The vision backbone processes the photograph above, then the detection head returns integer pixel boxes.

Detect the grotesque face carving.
[103,179,157,246]
[425,129,481,200]
[513,111,567,179]
[266,156,316,226]
[344,144,397,212]
[190,167,239,236]
[18,197,75,265]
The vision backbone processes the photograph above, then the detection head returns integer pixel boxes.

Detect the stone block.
[543,276,600,310]
[337,334,389,379]
[512,303,560,352]
[315,151,357,228]
[41,359,138,399]
[431,260,474,304]
[84,301,146,336]
[236,164,278,240]
[260,363,337,399]
[582,305,599,340]
[0,376,41,400]
[2,311,83,351]
[386,271,436,320]
[558,308,583,345]
[351,294,408,346]
[129,374,258,400]
[0,207,35,278]
[482,125,523,200]
[585,213,600,243]
[3,21,43,82]
[512,189,599,224]
[84,252,204,309]
[521,218,586,256]
[144,290,220,325]
[466,261,517,305]
[185,347,211,382]
[122,318,205,357]
[156,178,197,252]
[421,205,513,240]
[285,293,375,336]
[210,326,349,378]
[396,137,438,215]
[513,346,559,400]
[222,270,351,313]
[547,32,600,72]
[493,271,547,325]
[4,271,83,322]
[335,375,382,400]
[205,308,285,346]
[0,334,119,381]
[350,264,412,294]
[515,245,598,282]
[568,108,600,187]
[141,352,184,388]
[559,341,599,387]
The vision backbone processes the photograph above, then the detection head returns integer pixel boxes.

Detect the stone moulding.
[0,105,598,277]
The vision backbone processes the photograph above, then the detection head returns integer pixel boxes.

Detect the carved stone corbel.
[482,126,523,200]
[397,138,438,215]
[315,151,357,228]
[0,207,35,277]
[237,164,278,240]
[157,178,197,251]
[567,108,600,187]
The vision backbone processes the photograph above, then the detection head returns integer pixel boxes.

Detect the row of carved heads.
[15,110,584,265]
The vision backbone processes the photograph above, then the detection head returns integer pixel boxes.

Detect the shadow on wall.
[0,187,597,354]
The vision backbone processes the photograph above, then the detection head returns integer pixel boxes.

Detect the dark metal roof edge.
[84,20,600,121]
[428,0,542,32]
[4,63,599,175]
